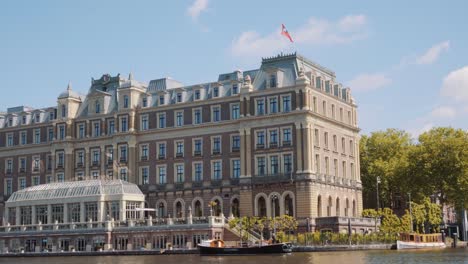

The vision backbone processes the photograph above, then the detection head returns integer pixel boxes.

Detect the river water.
[0,249,466,264]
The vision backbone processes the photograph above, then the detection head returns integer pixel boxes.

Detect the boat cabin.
[399,233,443,243]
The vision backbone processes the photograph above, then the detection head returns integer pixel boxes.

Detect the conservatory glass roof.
[6,180,144,203]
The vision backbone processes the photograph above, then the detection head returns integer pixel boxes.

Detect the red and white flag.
[281,24,293,43]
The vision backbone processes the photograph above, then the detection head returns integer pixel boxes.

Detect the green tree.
[360,129,413,209]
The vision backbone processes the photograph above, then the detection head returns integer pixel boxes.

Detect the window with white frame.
[142,97,148,108]
[58,125,65,140]
[269,97,278,114]
[342,161,347,178]
[57,152,64,167]
[314,129,319,146]
[48,127,54,142]
[176,92,182,103]
[123,95,129,108]
[282,128,291,145]
[92,150,100,165]
[175,141,184,157]
[193,162,203,182]
[20,131,26,145]
[270,156,279,175]
[92,171,99,179]
[325,157,330,175]
[120,168,128,181]
[232,159,240,178]
[212,161,221,180]
[175,111,184,127]
[324,132,329,149]
[213,87,219,97]
[57,173,64,182]
[212,106,221,122]
[19,178,26,190]
[269,129,278,146]
[141,115,149,131]
[34,129,41,144]
[333,159,338,176]
[232,84,238,95]
[350,163,355,180]
[157,165,167,184]
[193,108,202,124]
[194,90,201,100]
[158,113,166,128]
[270,74,277,88]
[341,137,346,154]
[77,151,84,166]
[158,142,166,159]
[283,154,292,174]
[159,95,165,105]
[231,135,240,151]
[108,119,115,135]
[120,116,128,132]
[120,145,128,162]
[95,100,101,114]
[141,144,148,160]
[33,157,40,171]
[256,131,265,147]
[6,159,13,173]
[106,148,113,164]
[19,157,26,171]
[350,140,354,156]
[6,133,13,146]
[257,156,266,176]
[256,99,265,115]
[141,167,149,184]
[193,139,202,155]
[5,179,12,195]
[282,95,291,112]
[93,121,100,137]
[32,176,39,186]
[231,103,240,120]
[212,136,221,154]
[175,164,184,183]
[331,104,335,119]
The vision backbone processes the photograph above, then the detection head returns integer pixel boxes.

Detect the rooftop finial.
[129,72,134,80]
[67,81,72,91]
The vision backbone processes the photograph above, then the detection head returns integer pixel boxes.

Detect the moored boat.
[198,239,292,255]
[396,233,446,250]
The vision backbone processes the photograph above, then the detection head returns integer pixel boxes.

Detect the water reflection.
[0,249,466,264]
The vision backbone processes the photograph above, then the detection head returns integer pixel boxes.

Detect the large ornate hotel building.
[0,53,364,230]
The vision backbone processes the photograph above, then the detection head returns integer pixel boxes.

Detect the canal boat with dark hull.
[198,239,292,255]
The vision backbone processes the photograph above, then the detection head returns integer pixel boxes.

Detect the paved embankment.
[0,249,198,257]
[293,244,394,252]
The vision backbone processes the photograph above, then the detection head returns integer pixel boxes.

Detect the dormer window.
[8,118,13,127]
[123,95,129,108]
[49,111,55,120]
[95,100,100,114]
[35,114,40,123]
[270,74,277,88]
[177,93,182,103]
[22,116,26,125]
[213,87,219,97]
[194,90,201,100]
[142,97,148,107]
[61,105,66,118]
[159,96,165,105]
[232,84,238,95]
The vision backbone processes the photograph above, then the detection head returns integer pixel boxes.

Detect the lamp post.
[408,192,413,232]
[271,195,278,239]
[376,176,381,210]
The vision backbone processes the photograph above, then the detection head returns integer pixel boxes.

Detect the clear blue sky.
[1,0,467,136]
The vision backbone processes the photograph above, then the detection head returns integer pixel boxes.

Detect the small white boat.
[396,233,446,250]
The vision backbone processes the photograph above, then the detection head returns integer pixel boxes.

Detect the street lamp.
[271,195,278,239]
[376,176,381,210]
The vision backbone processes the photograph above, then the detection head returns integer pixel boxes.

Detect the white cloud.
[430,106,456,119]
[346,73,392,92]
[409,122,434,139]
[416,41,450,65]
[187,0,209,20]
[230,15,367,58]
[441,66,468,102]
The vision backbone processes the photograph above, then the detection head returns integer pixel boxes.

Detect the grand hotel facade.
[0,53,364,231]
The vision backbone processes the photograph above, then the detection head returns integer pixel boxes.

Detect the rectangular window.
[324,132,329,149]
[59,125,65,140]
[19,178,26,190]
[193,109,201,125]
[33,157,40,171]
[158,143,166,159]
[270,74,277,88]
[283,154,292,174]
[333,135,337,151]
[158,166,167,184]
[159,95,165,105]
[256,131,265,147]
[22,115,27,124]
[57,173,64,182]
[256,99,265,115]
[158,113,166,128]
[141,144,148,160]
[108,120,115,135]
[141,115,148,131]
[282,95,291,112]
[120,145,128,162]
[6,159,13,173]
[350,140,354,156]
[194,163,202,182]
[231,104,240,120]
[6,133,13,146]
[5,179,12,195]
[34,129,41,144]
[314,129,319,146]
[351,163,355,179]
[176,111,183,127]
[270,156,279,175]
[176,164,184,183]
[120,168,128,181]
[315,154,320,173]
[57,152,64,167]
[92,171,99,179]
[20,131,27,145]
[231,135,240,151]
[342,137,346,154]
[269,130,278,146]
[232,159,240,178]
[194,139,202,155]
[332,104,336,119]
[334,159,338,176]
[106,148,113,164]
[78,124,85,139]
[340,108,343,122]
[269,97,278,113]
[141,167,149,184]
[142,97,148,107]
[212,161,221,180]
[342,161,347,178]
[123,95,129,108]
[93,122,100,137]
[177,93,182,103]
[176,141,184,157]
[19,157,26,171]
[212,106,221,122]
[322,101,327,116]
[213,87,219,97]
[212,137,221,154]
[348,111,352,125]
[257,157,266,176]
[120,117,128,132]
[325,157,330,175]
[92,150,100,165]
[194,90,201,100]
[282,128,291,145]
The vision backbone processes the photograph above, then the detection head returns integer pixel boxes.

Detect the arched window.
[212,199,222,216]
[158,202,165,218]
[175,201,183,218]
[194,200,202,217]
[95,100,100,114]
[231,198,240,218]
[284,194,294,216]
[317,195,322,217]
[258,197,267,217]
[327,196,332,216]
[336,198,340,216]
[352,200,356,217]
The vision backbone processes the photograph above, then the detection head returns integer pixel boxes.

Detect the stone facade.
[0,53,363,229]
